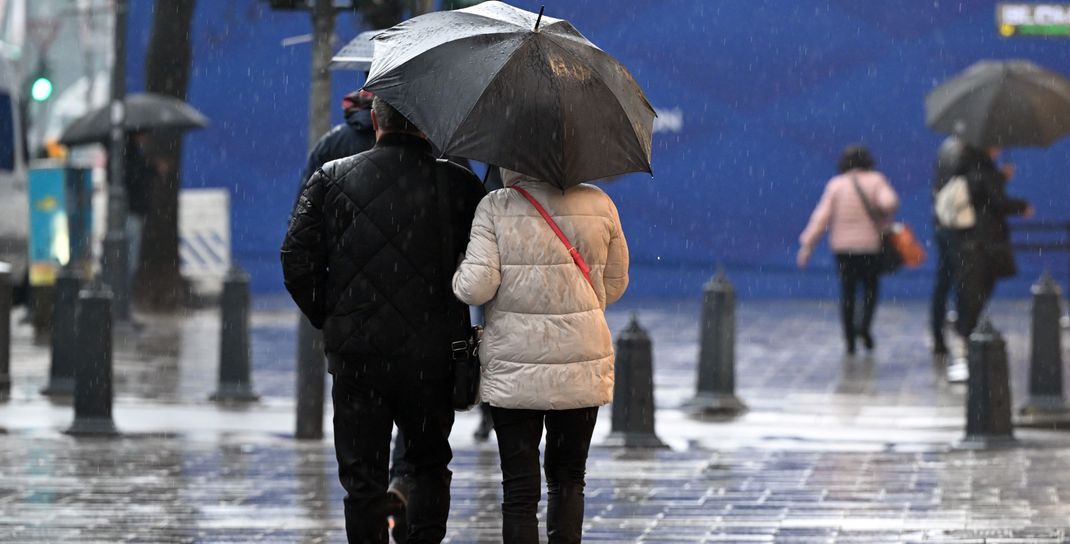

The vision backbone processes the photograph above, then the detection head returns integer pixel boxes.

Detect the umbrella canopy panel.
[926,60,1070,148]
[365,1,654,188]
[60,93,209,146]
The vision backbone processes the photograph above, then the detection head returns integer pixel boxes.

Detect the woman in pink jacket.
[797,146,899,354]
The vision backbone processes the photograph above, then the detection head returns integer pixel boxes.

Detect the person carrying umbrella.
[363,3,653,542]
[59,93,209,281]
[925,59,1063,372]
[115,131,155,280]
[951,145,1033,342]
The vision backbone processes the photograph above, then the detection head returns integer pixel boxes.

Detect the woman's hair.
[837,145,875,173]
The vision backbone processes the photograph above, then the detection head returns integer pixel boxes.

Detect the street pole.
[102,0,130,323]
[294,0,335,441]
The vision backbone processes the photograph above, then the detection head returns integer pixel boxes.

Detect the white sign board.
[179,188,230,297]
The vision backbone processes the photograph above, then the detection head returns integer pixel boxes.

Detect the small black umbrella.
[60,93,209,146]
[363,1,655,189]
[926,59,1070,148]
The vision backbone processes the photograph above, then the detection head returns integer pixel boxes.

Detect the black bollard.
[42,267,82,397]
[295,315,325,439]
[687,270,747,417]
[210,266,259,403]
[0,265,10,401]
[65,283,119,436]
[1020,272,1068,416]
[604,313,667,449]
[961,319,1014,447]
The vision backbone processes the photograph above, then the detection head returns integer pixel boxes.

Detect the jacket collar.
[375,132,432,153]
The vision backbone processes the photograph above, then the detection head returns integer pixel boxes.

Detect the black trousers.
[930,228,956,349]
[490,406,599,544]
[835,253,881,347]
[954,245,997,339]
[332,372,454,544]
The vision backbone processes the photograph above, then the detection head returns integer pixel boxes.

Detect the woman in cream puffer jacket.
[452,168,628,543]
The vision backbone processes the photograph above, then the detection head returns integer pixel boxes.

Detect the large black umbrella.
[926,59,1070,148]
[60,93,209,146]
[363,1,654,189]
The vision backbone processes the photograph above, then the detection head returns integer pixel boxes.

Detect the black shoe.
[473,418,493,442]
[386,485,408,543]
[846,339,856,355]
[933,341,948,356]
[859,332,875,352]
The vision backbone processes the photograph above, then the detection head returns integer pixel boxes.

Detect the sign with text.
[998,3,1070,36]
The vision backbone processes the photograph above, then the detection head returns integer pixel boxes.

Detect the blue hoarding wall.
[124,0,1070,299]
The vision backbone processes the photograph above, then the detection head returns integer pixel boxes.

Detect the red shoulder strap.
[510,186,593,288]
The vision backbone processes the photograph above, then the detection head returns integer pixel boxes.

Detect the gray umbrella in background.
[330,30,379,72]
[363,1,655,189]
[926,59,1070,148]
[59,93,209,146]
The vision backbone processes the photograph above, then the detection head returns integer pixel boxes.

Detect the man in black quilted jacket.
[282,96,485,544]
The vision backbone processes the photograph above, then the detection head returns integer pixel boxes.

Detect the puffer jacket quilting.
[282,133,485,378]
[452,178,629,410]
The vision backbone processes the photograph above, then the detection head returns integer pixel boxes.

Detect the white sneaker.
[947,358,969,383]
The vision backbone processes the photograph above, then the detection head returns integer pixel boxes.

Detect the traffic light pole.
[294,0,335,440]
[102,0,130,323]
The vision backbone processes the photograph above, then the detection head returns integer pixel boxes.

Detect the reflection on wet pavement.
[3,298,1070,542]
[4,436,1070,542]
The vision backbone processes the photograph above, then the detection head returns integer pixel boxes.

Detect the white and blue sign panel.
[27,168,69,286]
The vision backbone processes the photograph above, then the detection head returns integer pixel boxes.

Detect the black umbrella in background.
[59,93,209,147]
[364,1,655,189]
[926,59,1070,148]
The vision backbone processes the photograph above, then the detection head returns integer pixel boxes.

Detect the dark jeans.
[490,406,599,544]
[332,372,454,544]
[835,253,881,348]
[930,228,956,350]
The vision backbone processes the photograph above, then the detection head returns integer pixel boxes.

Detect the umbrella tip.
[535,6,544,31]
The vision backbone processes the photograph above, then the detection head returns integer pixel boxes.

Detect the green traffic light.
[31,77,53,102]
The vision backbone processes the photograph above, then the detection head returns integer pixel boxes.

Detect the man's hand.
[1023,205,1036,219]
[1000,163,1016,181]
[796,246,812,269]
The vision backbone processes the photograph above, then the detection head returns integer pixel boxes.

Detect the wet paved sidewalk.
[3,297,1070,542]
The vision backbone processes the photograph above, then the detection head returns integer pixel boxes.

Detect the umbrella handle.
[534,6,544,31]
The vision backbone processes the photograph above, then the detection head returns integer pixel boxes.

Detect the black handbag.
[435,161,481,411]
[850,175,903,274]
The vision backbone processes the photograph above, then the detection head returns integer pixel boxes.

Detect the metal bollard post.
[687,270,747,417]
[42,267,81,397]
[1020,272,1068,416]
[211,266,259,403]
[65,283,119,436]
[961,319,1015,448]
[0,265,11,401]
[295,315,325,439]
[604,313,667,449]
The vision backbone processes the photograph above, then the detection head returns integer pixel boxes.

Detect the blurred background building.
[8,0,1070,301]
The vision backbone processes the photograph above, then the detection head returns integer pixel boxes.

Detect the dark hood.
[345,108,373,133]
